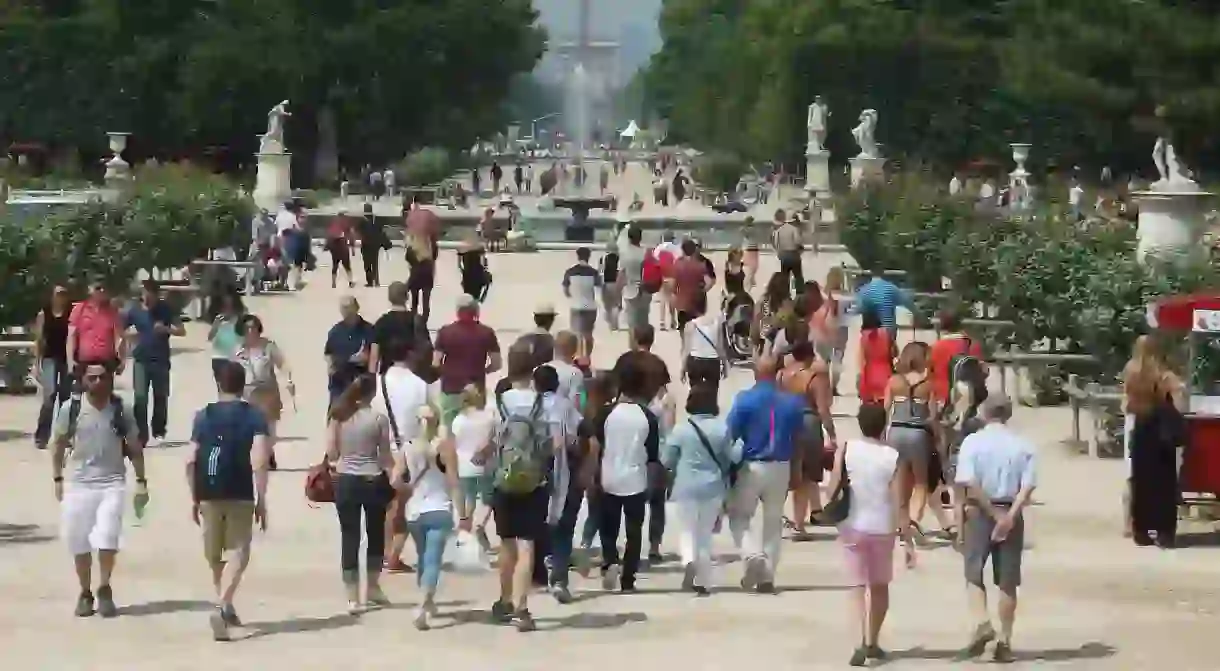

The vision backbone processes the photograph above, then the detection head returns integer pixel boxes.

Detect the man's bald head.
[754,355,780,381]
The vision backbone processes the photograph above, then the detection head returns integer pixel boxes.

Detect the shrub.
[397,148,452,187]
[692,151,745,195]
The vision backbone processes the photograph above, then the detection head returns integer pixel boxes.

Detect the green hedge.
[0,164,253,330]
[838,176,1219,380]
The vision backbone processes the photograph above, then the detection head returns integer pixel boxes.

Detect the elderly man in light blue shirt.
[953,393,1036,664]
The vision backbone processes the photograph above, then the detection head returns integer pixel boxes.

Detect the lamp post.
[531,112,562,143]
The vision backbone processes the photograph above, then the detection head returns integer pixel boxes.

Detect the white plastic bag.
[447,531,490,573]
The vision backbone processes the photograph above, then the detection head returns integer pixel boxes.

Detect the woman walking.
[857,309,893,404]
[754,272,791,356]
[825,404,915,666]
[680,293,727,395]
[326,375,395,613]
[457,236,491,302]
[452,384,496,550]
[325,211,356,289]
[662,384,740,595]
[33,285,71,449]
[235,315,295,470]
[405,232,437,327]
[208,292,245,389]
[884,342,950,541]
[1123,335,1184,548]
[823,268,852,394]
[394,403,467,629]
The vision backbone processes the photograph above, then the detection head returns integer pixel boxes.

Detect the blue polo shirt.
[855,277,912,330]
[727,381,807,462]
[125,301,178,366]
[324,318,372,396]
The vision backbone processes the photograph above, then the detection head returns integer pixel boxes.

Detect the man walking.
[66,280,126,384]
[51,362,146,618]
[670,238,710,335]
[124,280,184,447]
[324,296,372,406]
[186,361,272,641]
[562,247,602,358]
[953,394,1037,663]
[432,294,502,428]
[726,355,807,593]
[856,269,914,339]
[618,226,650,348]
[368,282,430,376]
[357,203,385,288]
[772,211,805,291]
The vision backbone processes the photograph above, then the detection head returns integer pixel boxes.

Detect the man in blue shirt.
[855,270,913,337]
[323,296,372,403]
[726,355,807,593]
[124,280,184,447]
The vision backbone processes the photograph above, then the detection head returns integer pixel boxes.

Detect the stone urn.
[103,132,131,181]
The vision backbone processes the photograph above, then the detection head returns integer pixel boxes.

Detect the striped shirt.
[855,277,911,330]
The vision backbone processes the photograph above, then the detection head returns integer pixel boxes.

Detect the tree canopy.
[644,0,1220,175]
[0,0,545,181]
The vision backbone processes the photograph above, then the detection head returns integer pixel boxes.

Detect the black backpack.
[65,394,131,455]
[192,402,257,500]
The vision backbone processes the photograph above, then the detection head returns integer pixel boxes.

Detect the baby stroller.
[722,291,755,365]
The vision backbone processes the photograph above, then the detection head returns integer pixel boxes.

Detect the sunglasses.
[84,374,108,382]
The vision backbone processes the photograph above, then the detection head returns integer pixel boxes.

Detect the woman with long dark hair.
[857,309,894,404]
[754,271,791,355]
[326,374,395,613]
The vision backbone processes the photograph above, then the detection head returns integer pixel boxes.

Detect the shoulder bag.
[688,418,738,487]
[815,444,851,525]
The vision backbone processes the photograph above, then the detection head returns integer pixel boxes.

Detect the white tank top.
[404,439,451,521]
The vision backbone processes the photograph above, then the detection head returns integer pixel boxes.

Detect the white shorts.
[61,484,126,555]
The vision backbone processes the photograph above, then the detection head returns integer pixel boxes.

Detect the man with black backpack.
[185,360,272,641]
[50,362,146,619]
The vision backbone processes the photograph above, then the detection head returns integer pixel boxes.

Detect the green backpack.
[492,393,552,494]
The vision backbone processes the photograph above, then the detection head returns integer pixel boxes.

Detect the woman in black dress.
[457,237,491,302]
[1124,335,1184,548]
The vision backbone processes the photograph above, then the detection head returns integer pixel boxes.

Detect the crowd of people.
[29,216,1054,664]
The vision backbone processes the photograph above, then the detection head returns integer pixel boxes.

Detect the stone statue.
[1152,135,1198,189]
[806,96,829,152]
[260,100,291,153]
[852,109,879,158]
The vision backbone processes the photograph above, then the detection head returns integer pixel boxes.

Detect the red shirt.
[670,257,707,313]
[929,335,983,402]
[69,299,120,362]
[434,320,501,395]
[326,216,352,241]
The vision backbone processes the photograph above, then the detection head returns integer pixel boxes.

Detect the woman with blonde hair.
[326,374,394,613]
[451,384,495,550]
[1123,335,1184,548]
[391,402,468,629]
[404,229,437,325]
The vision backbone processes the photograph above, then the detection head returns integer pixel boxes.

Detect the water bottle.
[133,489,150,525]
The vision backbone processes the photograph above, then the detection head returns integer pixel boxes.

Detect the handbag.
[688,418,738,487]
[304,462,335,503]
[815,444,851,525]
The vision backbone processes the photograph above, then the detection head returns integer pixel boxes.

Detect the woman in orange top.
[857,308,894,403]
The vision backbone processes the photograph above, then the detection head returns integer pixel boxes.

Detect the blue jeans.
[35,359,70,445]
[132,360,170,442]
[409,510,454,594]
[549,480,586,587]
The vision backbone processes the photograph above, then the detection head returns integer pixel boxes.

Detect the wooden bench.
[1062,373,1124,459]
[0,340,37,392]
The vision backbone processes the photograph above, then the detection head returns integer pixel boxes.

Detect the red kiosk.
[1149,294,1220,504]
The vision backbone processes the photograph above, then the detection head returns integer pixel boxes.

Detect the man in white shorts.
[51,362,147,618]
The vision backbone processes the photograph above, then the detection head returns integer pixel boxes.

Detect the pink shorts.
[840,528,896,586]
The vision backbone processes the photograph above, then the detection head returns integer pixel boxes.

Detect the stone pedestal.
[253,151,292,211]
[1132,189,1214,264]
[103,132,131,183]
[805,148,830,196]
[850,155,886,189]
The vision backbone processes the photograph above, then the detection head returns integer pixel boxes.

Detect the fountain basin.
[1132,189,1215,264]
[552,196,615,243]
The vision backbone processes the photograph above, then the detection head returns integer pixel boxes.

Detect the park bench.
[191,259,257,296]
[1062,373,1124,459]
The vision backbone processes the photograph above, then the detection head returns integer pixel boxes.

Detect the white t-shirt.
[403,439,450,520]
[1069,185,1084,206]
[372,366,430,447]
[548,359,585,406]
[684,315,722,359]
[274,208,297,235]
[841,438,899,535]
[600,402,657,496]
[452,407,495,478]
[497,388,565,443]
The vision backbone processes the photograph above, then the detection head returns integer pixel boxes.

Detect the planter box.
[0,343,36,394]
[403,187,438,205]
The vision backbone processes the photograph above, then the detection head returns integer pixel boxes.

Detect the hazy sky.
[533,0,661,75]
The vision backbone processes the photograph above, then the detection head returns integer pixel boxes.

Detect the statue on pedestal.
[1152,135,1198,190]
[259,100,291,154]
[852,109,879,159]
[806,96,829,153]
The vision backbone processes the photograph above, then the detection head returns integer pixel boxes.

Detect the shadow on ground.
[244,613,360,640]
[0,429,33,443]
[118,600,214,617]
[887,641,1117,663]
[0,523,54,546]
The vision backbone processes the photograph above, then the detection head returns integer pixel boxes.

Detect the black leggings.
[334,473,393,574]
[599,491,647,588]
[330,246,351,277]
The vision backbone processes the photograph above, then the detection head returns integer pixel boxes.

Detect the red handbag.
[304,463,335,503]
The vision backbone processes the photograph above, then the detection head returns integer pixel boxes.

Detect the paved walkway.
[1,250,1218,669]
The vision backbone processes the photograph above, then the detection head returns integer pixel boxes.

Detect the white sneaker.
[413,606,430,631]
[146,437,162,449]
[601,564,621,591]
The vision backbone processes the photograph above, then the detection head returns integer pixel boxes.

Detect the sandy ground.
[2,249,1219,670]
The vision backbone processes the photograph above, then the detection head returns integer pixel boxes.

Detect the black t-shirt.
[516,331,555,371]
[372,309,433,374]
[602,252,620,284]
[612,350,670,400]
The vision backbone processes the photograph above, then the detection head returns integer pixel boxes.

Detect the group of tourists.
[31,215,1044,664]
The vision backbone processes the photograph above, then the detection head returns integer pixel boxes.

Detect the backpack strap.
[632,401,661,463]
[380,374,403,449]
[688,418,728,479]
[65,396,83,453]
